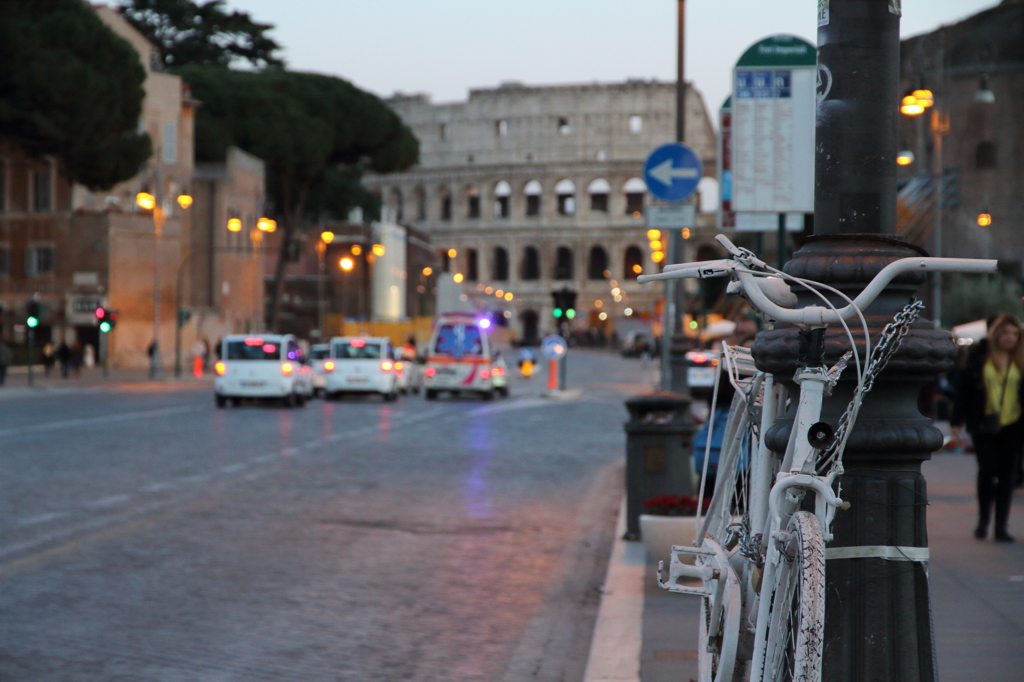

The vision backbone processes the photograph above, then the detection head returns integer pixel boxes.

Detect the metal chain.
[819,298,926,473]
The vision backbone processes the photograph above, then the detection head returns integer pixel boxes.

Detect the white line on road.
[15,512,67,527]
[85,494,132,508]
[0,405,199,439]
[220,463,246,474]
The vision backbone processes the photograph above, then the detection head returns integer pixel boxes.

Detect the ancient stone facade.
[364,80,718,341]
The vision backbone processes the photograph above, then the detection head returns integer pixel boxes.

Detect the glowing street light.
[453,273,464,283]
[339,257,354,271]
[447,248,457,258]
[351,244,362,256]
[422,266,432,276]
[504,292,513,301]
[257,217,276,232]
[900,94,925,116]
[896,150,915,166]
[227,218,242,232]
[321,231,335,244]
[176,194,193,210]
[977,212,992,227]
[136,192,156,210]
[372,244,386,257]
[646,229,661,240]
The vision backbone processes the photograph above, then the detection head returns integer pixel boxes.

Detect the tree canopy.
[118,0,283,69]
[180,67,418,328]
[0,0,152,190]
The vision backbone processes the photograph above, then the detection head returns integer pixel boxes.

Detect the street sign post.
[643,143,702,204]
[647,204,696,229]
[542,334,568,392]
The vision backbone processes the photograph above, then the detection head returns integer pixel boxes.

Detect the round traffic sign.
[541,334,568,360]
[643,143,702,203]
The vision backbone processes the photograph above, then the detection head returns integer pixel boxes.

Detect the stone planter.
[639,514,699,564]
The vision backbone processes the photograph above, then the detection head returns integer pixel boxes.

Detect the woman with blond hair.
[952,314,1024,542]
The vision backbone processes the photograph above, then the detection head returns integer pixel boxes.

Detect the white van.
[309,343,330,395]
[214,334,313,407]
[324,336,398,401]
[423,312,495,400]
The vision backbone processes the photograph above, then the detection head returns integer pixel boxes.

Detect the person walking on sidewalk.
[952,313,1024,542]
[0,340,11,386]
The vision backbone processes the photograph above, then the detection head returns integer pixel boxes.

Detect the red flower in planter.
[642,494,711,516]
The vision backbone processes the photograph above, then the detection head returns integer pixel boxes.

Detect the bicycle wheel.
[696,539,743,682]
[761,511,825,682]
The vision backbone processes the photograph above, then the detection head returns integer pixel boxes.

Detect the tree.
[0,0,152,190]
[180,67,418,329]
[118,0,283,69]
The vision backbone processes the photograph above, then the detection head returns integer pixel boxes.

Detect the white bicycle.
[638,236,995,682]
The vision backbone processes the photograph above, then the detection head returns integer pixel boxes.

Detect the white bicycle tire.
[761,511,825,682]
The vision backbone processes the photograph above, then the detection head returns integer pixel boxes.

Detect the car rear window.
[310,347,329,360]
[226,340,281,360]
[334,341,382,359]
[433,324,483,357]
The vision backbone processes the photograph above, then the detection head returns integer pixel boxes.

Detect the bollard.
[622,390,696,540]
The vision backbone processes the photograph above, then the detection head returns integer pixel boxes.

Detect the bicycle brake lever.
[715,234,767,269]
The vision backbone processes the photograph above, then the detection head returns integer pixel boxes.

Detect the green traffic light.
[26,317,38,328]
[553,308,563,318]
[99,321,111,333]
[566,309,576,320]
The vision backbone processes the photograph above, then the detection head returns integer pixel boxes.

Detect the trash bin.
[623,390,696,540]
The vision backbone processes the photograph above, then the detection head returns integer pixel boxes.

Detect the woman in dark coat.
[951,314,1024,542]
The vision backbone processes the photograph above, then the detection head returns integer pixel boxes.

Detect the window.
[435,324,482,357]
[623,177,646,216]
[439,123,449,141]
[588,178,610,212]
[555,179,576,216]
[440,187,452,220]
[466,248,479,281]
[414,186,426,220]
[629,115,643,134]
[976,141,998,170]
[521,246,540,280]
[333,341,382,359]
[624,246,643,280]
[163,122,177,163]
[227,340,281,360]
[391,188,404,222]
[494,181,511,218]
[557,117,571,135]
[32,169,51,212]
[25,245,56,276]
[554,246,574,280]
[0,246,9,276]
[492,247,509,281]
[524,180,542,217]
[466,186,480,219]
[588,246,609,280]
[496,119,508,137]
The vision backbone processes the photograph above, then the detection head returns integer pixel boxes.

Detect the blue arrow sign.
[541,334,568,360]
[643,143,702,203]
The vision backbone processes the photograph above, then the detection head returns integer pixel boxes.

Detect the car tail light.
[395,361,404,375]
[281,362,294,376]
[480,369,491,379]
[215,361,226,376]
[381,361,393,372]
[492,367,504,377]
[324,360,335,372]
[424,367,436,377]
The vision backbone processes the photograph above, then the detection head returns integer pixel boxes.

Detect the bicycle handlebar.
[637,244,997,325]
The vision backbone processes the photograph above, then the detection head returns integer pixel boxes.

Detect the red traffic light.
[95,307,104,318]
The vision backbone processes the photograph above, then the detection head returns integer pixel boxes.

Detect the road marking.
[85,494,131,508]
[140,482,175,493]
[16,512,67,527]
[469,397,561,416]
[0,405,199,439]
[220,463,246,474]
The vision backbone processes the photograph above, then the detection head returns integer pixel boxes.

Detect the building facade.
[364,79,718,343]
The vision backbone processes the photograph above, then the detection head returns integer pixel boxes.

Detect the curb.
[583,500,645,682]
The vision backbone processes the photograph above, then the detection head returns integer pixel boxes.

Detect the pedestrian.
[57,341,71,379]
[951,313,1024,542]
[42,343,55,376]
[0,340,11,386]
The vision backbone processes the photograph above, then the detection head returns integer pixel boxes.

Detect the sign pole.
[777,213,786,268]
[547,360,557,391]
[27,328,34,387]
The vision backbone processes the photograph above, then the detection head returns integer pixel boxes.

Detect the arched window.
[524,180,542,217]
[624,177,646,216]
[588,246,609,280]
[554,246,574,280]
[624,245,644,280]
[976,141,998,169]
[466,248,479,281]
[556,179,576,216]
[494,181,511,218]
[521,246,540,280]
[697,177,719,213]
[492,246,509,281]
[465,185,480,219]
[588,178,610,212]
[413,186,426,220]
[439,186,452,221]
[390,187,404,222]
[520,309,540,344]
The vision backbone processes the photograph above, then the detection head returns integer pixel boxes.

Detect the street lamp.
[227,218,242,232]
[977,211,992,227]
[896,150,915,166]
[257,217,276,233]
[177,194,193,210]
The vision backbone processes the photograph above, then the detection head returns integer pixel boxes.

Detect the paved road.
[0,349,654,681]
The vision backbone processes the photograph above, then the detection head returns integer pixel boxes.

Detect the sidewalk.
[585,452,1024,682]
[0,364,213,396]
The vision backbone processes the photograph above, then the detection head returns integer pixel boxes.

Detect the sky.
[233,0,998,120]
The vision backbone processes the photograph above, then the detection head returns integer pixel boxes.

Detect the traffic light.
[95,307,117,332]
[26,300,40,328]
[551,288,577,320]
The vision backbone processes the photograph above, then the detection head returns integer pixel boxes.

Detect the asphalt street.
[0,350,655,681]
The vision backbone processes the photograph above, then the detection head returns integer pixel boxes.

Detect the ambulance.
[423,312,496,400]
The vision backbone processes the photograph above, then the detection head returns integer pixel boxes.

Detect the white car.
[423,312,496,400]
[309,343,330,395]
[214,334,313,407]
[324,336,399,401]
